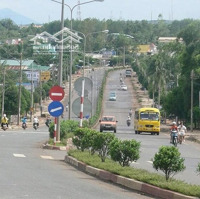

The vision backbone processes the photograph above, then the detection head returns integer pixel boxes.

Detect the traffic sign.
[40,71,50,82]
[48,101,64,117]
[49,85,65,101]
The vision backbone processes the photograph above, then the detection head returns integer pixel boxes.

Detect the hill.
[0,8,39,25]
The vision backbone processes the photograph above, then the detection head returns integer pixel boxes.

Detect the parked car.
[120,84,127,91]
[109,91,117,101]
[99,116,118,133]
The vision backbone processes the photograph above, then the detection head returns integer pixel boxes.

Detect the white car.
[109,91,117,101]
[121,84,127,91]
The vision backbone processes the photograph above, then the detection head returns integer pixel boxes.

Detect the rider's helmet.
[3,114,6,117]
[172,121,176,125]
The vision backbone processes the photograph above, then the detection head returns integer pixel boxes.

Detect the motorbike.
[33,123,38,130]
[171,130,178,147]
[127,119,131,126]
[2,123,8,131]
[22,123,27,130]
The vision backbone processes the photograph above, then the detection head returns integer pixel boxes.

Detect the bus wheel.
[157,132,159,135]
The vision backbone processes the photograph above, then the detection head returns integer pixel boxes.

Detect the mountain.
[0,8,39,25]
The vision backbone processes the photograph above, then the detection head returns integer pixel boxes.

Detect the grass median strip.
[68,150,200,198]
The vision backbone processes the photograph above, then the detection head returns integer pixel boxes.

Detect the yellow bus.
[134,107,160,135]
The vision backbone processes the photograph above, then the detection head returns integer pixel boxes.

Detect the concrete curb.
[43,144,67,151]
[64,155,198,199]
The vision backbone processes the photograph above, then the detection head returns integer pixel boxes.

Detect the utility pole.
[30,64,34,122]
[1,64,6,117]
[191,69,194,132]
[56,0,64,142]
[17,51,23,125]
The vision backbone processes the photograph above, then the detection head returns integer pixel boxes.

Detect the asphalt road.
[0,126,153,199]
[96,69,200,186]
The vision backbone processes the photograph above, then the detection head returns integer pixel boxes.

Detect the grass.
[68,150,200,198]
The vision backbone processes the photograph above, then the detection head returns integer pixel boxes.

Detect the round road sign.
[48,101,64,117]
[49,85,65,101]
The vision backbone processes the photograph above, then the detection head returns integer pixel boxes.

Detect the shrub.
[49,120,79,140]
[153,146,185,181]
[72,128,88,151]
[92,132,115,162]
[197,162,200,175]
[109,138,140,166]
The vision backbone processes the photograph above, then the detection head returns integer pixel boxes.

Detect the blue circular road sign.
[48,101,64,117]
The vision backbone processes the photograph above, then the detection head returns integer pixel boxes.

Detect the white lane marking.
[13,154,26,158]
[40,155,54,160]
[50,107,62,112]
[147,161,153,164]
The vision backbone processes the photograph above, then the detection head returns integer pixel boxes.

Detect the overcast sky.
[1,0,200,23]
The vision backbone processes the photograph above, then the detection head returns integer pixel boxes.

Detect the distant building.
[158,37,183,43]
[6,38,22,45]
[137,43,157,55]
[0,59,50,87]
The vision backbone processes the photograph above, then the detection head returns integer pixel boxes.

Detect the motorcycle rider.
[22,116,27,128]
[127,116,131,126]
[1,114,8,129]
[170,121,178,143]
[45,116,51,127]
[33,116,39,128]
[128,109,132,117]
[178,121,187,142]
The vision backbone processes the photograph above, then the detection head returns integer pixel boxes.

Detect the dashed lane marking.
[13,154,26,158]
[147,161,153,164]
[40,155,54,160]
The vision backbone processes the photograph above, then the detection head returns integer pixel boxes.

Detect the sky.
[1,0,200,23]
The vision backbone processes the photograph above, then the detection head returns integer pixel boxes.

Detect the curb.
[64,155,198,199]
[43,144,67,151]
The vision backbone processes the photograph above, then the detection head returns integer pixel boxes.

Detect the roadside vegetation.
[1,18,200,127]
[67,127,200,197]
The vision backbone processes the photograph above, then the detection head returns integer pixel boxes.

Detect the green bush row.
[69,128,200,197]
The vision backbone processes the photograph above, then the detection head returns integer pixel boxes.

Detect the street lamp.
[17,48,23,125]
[72,29,109,126]
[0,60,6,117]
[107,33,134,67]
[51,0,104,121]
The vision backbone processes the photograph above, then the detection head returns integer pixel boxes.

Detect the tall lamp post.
[51,0,104,121]
[1,61,6,117]
[73,29,109,126]
[17,48,23,125]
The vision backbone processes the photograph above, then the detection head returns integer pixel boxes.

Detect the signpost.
[40,71,51,81]
[48,85,65,144]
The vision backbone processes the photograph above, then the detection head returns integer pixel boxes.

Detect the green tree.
[92,132,115,162]
[153,146,185,181]
[109,138,140,167]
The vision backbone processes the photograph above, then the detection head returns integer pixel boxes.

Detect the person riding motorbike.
[22,116,27,129]
[128,109,132,117]
[178,121,187,143]
[33,116,39,128]
[45,116,51,127]
[127,116,131,126]
[1,114,8,129]
[170,121,178,143]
